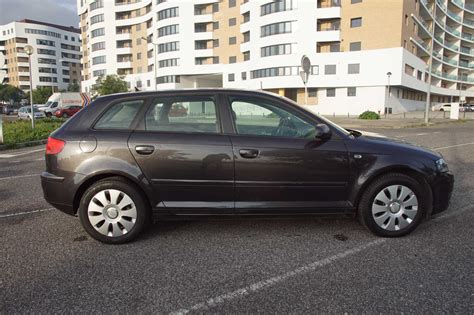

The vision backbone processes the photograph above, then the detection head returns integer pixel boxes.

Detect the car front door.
[226,95,351,214]
[128,93,234,214]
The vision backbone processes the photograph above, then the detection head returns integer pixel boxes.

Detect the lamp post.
[142,36,158,90]
[24,45,35,129]
[386,71,392,114]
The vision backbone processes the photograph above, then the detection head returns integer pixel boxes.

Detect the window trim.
[139,94,224,135]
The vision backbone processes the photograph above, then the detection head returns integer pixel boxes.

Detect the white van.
[42,93,91,117]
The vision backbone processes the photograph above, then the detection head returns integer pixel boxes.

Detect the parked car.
[459,104,474,112]
[2,104,21,115]
[439,104,451,111]
[41,89,454,244]
[54,105,83,118]
[17,106,45,120]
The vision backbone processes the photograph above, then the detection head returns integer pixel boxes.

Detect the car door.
[226,94,351,214]
[128,93,234,214]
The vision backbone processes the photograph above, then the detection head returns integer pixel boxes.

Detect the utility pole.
[425,2,437,124]
[24,45,35,129]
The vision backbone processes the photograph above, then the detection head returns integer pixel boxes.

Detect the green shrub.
[2,118,66,145]
[358,111,380,120]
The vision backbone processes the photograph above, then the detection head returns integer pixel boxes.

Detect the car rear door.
[128,93,234,214]
[225,94,351,214]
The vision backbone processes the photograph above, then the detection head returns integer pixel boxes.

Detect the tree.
[93,75,128,96]
[67,82,80,92]
[32,86,53,104]
[0,84,25,103]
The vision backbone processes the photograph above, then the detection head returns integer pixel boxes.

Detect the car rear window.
[94,100,144,130]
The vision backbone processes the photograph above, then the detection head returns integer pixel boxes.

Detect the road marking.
[170,239,386,315]
[170,205,472,315]
[0,207,54,218]
[0,174,40,181]
[433,142,474,150]
[0,148,44,159]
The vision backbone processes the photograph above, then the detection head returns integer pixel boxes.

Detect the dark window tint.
[230,98,315,139]
[95,100,143,129]
[145,97,218,133]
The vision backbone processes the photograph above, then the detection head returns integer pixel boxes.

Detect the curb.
[0,139,47,151]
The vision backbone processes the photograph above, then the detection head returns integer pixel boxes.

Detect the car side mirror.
[314,123,332,140]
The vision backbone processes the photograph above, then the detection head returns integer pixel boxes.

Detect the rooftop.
[17,19,80,34]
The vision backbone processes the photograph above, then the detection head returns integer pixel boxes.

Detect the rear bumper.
[41,171,78,216]
[430,171,454,215]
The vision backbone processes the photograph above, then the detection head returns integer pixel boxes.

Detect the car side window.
[145,96,219,134]
[94,100,144,130]
[230,98,315,139]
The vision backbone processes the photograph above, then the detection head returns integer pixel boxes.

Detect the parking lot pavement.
[1,122,473,313]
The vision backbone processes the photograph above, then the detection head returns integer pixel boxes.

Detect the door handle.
[135,145,155,155]
[239,149,259,159]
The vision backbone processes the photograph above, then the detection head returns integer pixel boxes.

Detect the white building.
[0,19,82,92]
[78,0,474,114]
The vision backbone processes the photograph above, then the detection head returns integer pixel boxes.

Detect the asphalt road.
[1,122,473,313]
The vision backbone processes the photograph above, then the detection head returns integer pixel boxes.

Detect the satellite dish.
[24,45,34,55]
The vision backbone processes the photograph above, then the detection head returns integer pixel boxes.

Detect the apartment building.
[0,19,82,92]
[78,0,474,114]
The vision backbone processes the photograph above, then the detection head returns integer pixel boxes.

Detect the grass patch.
[2,118,65,145]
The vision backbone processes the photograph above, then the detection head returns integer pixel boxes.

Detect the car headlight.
[435,158,449,173]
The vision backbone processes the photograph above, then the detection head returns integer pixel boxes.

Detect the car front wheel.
[358,173,428,237]
[78,177,149,244]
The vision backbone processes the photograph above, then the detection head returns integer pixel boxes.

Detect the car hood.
[349,129,441,160]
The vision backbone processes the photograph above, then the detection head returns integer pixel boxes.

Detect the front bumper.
[430,171,454,215]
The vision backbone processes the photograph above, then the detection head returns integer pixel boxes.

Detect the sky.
[0,0,79,27]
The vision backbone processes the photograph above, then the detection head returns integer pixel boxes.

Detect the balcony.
[317,0,340,8]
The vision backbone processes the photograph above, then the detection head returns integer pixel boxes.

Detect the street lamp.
[24,44,35,129]
[386,71,392,114]
[142,36,158,90]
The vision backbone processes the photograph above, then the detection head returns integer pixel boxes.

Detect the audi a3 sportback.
[41,89,454,243]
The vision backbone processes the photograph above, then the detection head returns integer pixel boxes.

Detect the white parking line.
[0,207,54,218]
[171,239,385,315]
[170,206,472,315]
[0,174,40,181]
[0,148,45,159]
[433,142,474,150]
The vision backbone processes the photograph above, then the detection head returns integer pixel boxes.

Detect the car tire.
[358,173,428,237]
[78,177,150,244]
[46,112,52,118]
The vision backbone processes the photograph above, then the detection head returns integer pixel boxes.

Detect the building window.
[351,0,362,3]
[349,41,361,51]
[91,41,106,51]
[350,17,362,28]
[36,39,55,47]
[251,66,299,79]
[213,39,219,47]
[213,21,219,30]
[229,0,236,8]
[241,72,247,80]
[137,52,142,60]
[405,64,414,75]
[261,0,293,16]
[243,31,250,42]
[90,13,104,24]
[158,41,179,53]
[261,21,292,37]
[243,51,250,61]
[229,56,237,63]
[330,43,340,52]
[348,63,360,74]
[347,87,356,96]
[229,36,236,45]
[261,43,292,57]
[228,73,235,81]
[90,0,103,11]
[159,58,180,68]
[308,88,317,97]
[325,65,336,75]
[229,18,236,26]
[158,24,179,37]
[212,3,219,12]
[158,7,179,20]
[93,69,106,77]
[91,27,105,38]
[326,88,336,97]
[92,56,106,65]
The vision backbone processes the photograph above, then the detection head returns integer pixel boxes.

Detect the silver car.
[17,106,45,120]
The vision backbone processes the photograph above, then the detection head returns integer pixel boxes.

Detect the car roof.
[95,88,288,102]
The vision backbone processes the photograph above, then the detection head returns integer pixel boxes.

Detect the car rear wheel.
[46,112,52,118]
[78,177,149,244]
[358,173,428,237]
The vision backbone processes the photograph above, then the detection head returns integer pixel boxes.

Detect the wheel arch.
[73,171,154,215]
[353,166,433,217]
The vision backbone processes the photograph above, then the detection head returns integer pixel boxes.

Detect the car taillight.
[46,137,65,155]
